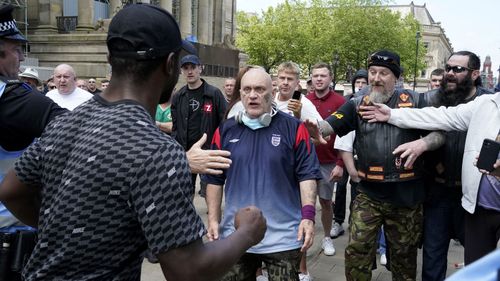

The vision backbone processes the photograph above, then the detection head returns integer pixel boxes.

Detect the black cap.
[0,5,27,42]
[180,54,201,66]
[368,50,401,78]
[107,4,196,60]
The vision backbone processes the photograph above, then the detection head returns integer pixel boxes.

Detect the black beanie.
[368,50,401,78]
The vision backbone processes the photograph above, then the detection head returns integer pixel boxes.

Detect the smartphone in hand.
[477,139,500,172]
[292,90,302,100]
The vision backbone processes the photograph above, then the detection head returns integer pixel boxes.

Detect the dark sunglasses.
[368,54,399,67]
[445,65,474,74]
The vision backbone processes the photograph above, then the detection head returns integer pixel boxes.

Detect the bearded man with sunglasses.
[416,51,493,281]
[305,50,445,281]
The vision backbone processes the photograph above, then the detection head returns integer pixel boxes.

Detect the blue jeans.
[422,184,464,281]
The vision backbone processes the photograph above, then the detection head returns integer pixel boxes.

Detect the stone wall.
[28,33,110,79]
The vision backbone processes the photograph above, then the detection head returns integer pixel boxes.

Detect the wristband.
[301,204,316,223]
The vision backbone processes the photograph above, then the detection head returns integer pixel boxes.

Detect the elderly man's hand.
[297,219,315,252]
[186,134,231,175]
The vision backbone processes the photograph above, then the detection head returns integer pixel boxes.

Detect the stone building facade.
[10,0,239,86]
[387,2,453,90]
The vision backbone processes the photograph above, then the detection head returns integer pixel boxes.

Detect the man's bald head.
[53,64,77,95]
[241,68,273,92]
[240,68,274,119]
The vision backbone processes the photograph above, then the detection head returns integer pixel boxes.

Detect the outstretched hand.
[359,103,391,123]
[393,139,428,169]
[304,119,327,145]
[186,133,231,175]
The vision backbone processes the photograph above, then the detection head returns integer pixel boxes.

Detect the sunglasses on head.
[445,65,474,74]
[368,54,399,67]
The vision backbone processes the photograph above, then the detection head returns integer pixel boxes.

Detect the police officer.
[0,4,67,279]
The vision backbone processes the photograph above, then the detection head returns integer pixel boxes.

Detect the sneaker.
[380,253,387,265]
[256,275,268,281]
[330,222,345,238]
[299,272,313,281]
[321,237,336,256]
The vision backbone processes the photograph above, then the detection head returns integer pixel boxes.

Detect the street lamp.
[413,31,421,91]
[332,52,340,89]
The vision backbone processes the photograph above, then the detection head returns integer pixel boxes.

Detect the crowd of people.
[0,3,498,281]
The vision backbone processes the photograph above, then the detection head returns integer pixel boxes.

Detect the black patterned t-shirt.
[15,95,205,280]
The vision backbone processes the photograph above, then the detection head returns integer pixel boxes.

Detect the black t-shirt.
[0,83,68,151]
[186,82,204,149]
[326,99,425,207]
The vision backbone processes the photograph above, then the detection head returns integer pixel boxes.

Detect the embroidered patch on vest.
[398,93,413,107]
[362,95,371,105]
[369,166,384,172]
[399,172,415,179]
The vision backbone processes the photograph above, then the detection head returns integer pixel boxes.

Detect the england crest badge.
[271,134,281,146]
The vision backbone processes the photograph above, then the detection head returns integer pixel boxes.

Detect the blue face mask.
[241,113,265,130]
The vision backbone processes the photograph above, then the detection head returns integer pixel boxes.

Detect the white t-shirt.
[334,131,355,152]
[274,93,323,122]
[46,87,93,111]
[226,101,245,119]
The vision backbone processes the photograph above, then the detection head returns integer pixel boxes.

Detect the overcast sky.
[237,0,500,78]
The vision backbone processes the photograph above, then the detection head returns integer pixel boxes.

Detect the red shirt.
[306,90,346,165]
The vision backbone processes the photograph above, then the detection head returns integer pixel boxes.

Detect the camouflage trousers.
[219,249,302,281]
[345,192,423,281]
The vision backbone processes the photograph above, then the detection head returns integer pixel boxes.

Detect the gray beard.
[369,90,391,104]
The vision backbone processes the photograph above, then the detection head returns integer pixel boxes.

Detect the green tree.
[236,0,426,81]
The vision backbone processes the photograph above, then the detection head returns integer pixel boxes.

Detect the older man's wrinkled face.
[368,65,397,104]
[54,65,77,95]
[240,69,273,119]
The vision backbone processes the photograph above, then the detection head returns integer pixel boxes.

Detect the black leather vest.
[354,89,424,182]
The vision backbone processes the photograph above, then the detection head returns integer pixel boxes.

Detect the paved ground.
[141,188,465,281]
